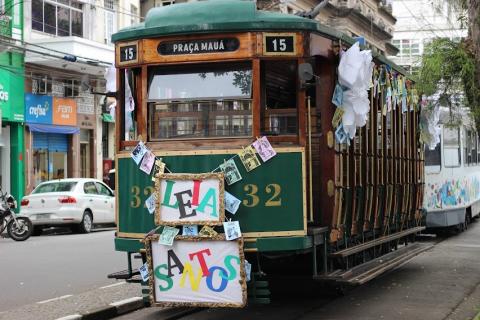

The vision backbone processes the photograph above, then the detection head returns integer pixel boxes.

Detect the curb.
[55,296,145,320]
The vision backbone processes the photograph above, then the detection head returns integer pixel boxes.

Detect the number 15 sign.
[117,41,139,66]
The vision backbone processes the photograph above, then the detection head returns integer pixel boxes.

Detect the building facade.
[389,0,467,73]
[141,0,398,56]
[0,0,26,203]
[17,0,139,192]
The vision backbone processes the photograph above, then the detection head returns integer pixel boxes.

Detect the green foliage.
[416,38,478,123]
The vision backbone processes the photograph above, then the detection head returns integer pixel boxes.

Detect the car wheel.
[77,211,93,234]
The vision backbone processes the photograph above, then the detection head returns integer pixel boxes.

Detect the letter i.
[191,180,201,206]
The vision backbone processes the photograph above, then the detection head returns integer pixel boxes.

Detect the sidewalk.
[0,281,143,320]
[300,221,480,320]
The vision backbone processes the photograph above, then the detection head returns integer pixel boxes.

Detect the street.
[118,222,480,320]
[0,229,142,318]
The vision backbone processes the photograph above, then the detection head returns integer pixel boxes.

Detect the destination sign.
[158,38,240,55]
[263,33,297,56]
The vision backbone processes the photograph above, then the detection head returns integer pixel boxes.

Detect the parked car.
[20,178,116,235]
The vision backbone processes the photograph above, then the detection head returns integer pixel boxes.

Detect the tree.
[419,0,480,126]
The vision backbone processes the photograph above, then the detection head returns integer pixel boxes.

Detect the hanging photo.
[238,146,261,172]
[151,159,166,182]
[331,107,345,128]
[131,141,147,164]
[331,83,344,107]
[335,123,348,144]
[224,191,241,214]
[199,225,218,237]
[145,193,157,214]
[244,260,252,282]
[139,262,149,282]
[158,226,180,246]
[182,225,198,236]
[223,220,241,241]
[219,159,242,186]
[252,136,276,162]
[140,151,156,174]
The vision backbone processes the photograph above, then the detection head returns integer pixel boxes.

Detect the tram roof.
[112,0,347,43]
[111,0,407,75]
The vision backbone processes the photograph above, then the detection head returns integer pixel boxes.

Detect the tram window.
[147,63,252,140]
[465,130,472,165]
[124,68,139,141]
[425,144,441,167]
[260,60,297,135]
[471,132,478,164]
[443,127,461,167]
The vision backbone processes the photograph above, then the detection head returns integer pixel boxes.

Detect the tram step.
[315,242,433,285]
[107,269,140,280]
[329,226,426,258]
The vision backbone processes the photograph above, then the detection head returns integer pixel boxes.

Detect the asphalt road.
[0,229,128,312]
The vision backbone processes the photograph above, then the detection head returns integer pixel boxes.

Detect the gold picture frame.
[154,172,225,226]
[144,235,247,308]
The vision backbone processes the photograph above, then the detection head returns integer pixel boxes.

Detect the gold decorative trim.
[117,230,306,239]
[144,235,247,308]
[116,146,304,158]
[154,173,225,226]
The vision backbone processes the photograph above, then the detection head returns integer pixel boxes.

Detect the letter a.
[179,262,203,291]
[197,188,218,217]
[167,249,184,277]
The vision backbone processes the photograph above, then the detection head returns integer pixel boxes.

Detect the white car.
[20,178,115,235]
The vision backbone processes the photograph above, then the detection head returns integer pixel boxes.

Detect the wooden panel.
[252,59,261,138]
[142,33,257,64]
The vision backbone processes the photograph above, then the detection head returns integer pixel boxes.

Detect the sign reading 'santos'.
[158,38,240,55]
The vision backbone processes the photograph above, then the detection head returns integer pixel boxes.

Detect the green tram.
[110,0,427,304]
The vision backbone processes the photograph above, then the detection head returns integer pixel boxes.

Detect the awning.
[28,123,80,134]
[102,113,115,123]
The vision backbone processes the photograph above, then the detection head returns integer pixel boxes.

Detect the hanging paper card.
[331,84,344,107]
[223,221,241,241]
[139,262,149,282]
[151,159,166,182]
[244,260,252,282]
[145,193,157,214]
[140,151,156,174]
[219,159,242,186]
[332,107,345,128]
[159,226,180,246]
[155,173,225,226]
[252,136,276,162]
[145,236,246,307]
[224,191,241,214]
[238,146,261,172]
[182,225,198,236]
[199,225,218,237]
[131,141,147,164]
[335,124,348,144]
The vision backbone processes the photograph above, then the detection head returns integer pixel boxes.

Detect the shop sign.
[77,113,95,129]
[25,93,53,124]
[0,68,24,122]
[158,38,240,55]
[76,91,95,114]
[53,98,77,126]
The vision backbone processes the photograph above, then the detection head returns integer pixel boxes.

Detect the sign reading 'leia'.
[158,38,240,55]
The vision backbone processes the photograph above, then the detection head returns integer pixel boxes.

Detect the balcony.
[25,36,114,76]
